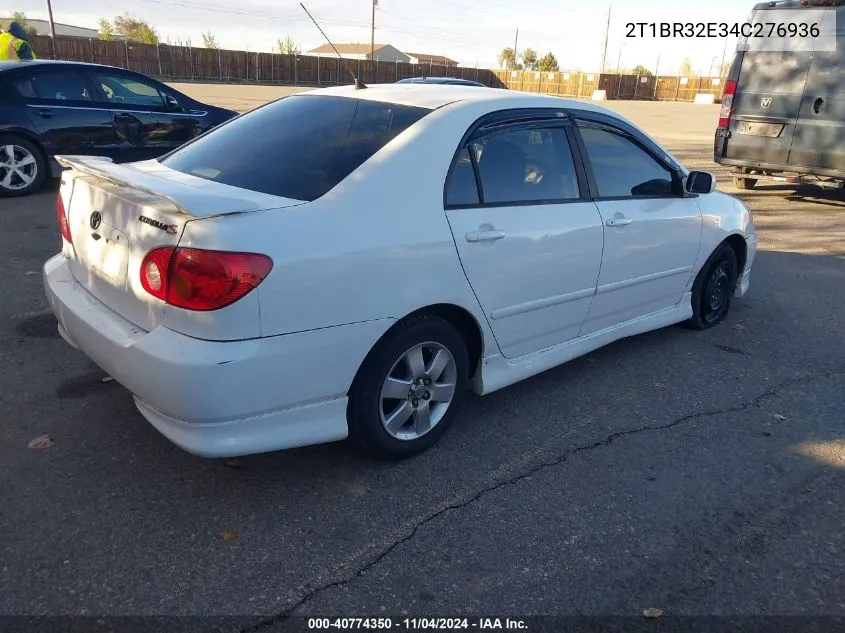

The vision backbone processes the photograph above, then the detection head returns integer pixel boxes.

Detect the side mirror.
[164,94,181,110]
[685,170,716,194]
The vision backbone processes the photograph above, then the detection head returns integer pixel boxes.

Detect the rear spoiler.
[54,155,291,219]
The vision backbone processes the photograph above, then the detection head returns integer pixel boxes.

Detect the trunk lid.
[57,155,304,332]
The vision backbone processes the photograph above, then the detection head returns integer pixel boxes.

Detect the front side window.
[161,95,430,201]
[93,72,166,107]
[578,126,674,198]
[471,126,580,204]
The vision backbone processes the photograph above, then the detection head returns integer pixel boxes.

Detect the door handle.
[34,109,52,118]
[114,113,135,121]
[466,230,505,242]
[605,217,632,227]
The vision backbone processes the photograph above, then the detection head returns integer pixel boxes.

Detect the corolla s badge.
[761,97,772,109]
[138,215,178,235]
[89,211,102,230]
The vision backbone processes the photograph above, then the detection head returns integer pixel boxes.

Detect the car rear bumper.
[715,156,845,181]
[43,253,394,457]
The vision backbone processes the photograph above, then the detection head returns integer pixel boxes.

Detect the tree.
[498,47,521,70]
[201,30,218,49]
[678,57,693,76]
[98,18,115,40]
[277,34,299,55]
[98,14,159,44]
[631,64,653,76]
[536,52,559,72]
[521,47,538,71]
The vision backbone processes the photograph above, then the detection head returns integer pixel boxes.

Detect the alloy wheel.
[379,341,458,441]
[0,144,38,192]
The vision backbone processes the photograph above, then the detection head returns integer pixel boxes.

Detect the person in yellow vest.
[0,22,37,61]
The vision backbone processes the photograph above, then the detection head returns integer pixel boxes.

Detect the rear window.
[738,51,812,93]
[161,94,430,201]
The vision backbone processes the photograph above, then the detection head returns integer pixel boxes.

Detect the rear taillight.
[718,80,737,128]
[140,247,273,311]
[56,194,72,243]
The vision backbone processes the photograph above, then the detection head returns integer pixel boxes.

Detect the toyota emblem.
[90,211,102,230]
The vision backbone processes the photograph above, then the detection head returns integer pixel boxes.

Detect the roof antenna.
[300,2,367,89]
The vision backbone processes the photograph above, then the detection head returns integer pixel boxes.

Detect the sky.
[6,0,752,74]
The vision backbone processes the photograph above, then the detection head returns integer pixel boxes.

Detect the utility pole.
[370,0,377,61]
[45,0,57,58]
[616,39,623,73]
[600,5,611,72]
[720,37,729,77]
[708,55,718,77]
[512,28,518,70]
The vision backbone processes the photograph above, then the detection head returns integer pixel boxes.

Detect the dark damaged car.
[0,60,238,197]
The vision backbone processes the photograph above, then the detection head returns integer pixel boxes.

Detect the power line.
[427,0,581,20]
[374,8,506,47]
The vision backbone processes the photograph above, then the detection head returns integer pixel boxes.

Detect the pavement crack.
[241,370,843,632]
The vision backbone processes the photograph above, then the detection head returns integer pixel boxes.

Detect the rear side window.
[471,127,580,204]
[161,95,430,201]
[445,147,480,206]
[16,71,93,101]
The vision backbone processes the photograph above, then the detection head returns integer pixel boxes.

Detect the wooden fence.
[29,34,499,87]
[30,35,725,102]
[491,69,727,101]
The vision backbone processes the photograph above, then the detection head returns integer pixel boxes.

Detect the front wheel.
[0,135,47,198]
[686,242,738,330]
[348,314,470,459]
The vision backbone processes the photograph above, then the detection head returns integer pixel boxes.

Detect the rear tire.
[0,134,47,198]
[732,176,757,190]
[347,314,469,460]
[686,242,738,330]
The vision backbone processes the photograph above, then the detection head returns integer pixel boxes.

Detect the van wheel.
[732,176,757,190]
[0,134,47,198]
[348,314,469,460]
[686,243,738,330]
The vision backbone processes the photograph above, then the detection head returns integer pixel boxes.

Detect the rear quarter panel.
[0,76,40,141]
[176,101,502,348]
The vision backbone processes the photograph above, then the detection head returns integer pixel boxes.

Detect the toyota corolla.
[42,83,756,460]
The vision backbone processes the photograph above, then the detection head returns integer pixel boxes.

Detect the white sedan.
[43,83,757,460]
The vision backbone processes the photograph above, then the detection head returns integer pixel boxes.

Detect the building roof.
[405,52,459,65]
[20,18,98,37]
[307,43,392,55]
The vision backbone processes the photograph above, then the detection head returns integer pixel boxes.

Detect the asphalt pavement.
[1,86,843,627]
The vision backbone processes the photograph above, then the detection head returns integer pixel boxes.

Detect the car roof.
[299,82,618,115]
[0,59,131,73]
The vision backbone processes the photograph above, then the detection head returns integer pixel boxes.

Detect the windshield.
[161,94,431,201]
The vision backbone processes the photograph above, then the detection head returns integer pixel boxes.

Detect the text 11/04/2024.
[307,618,528,630]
